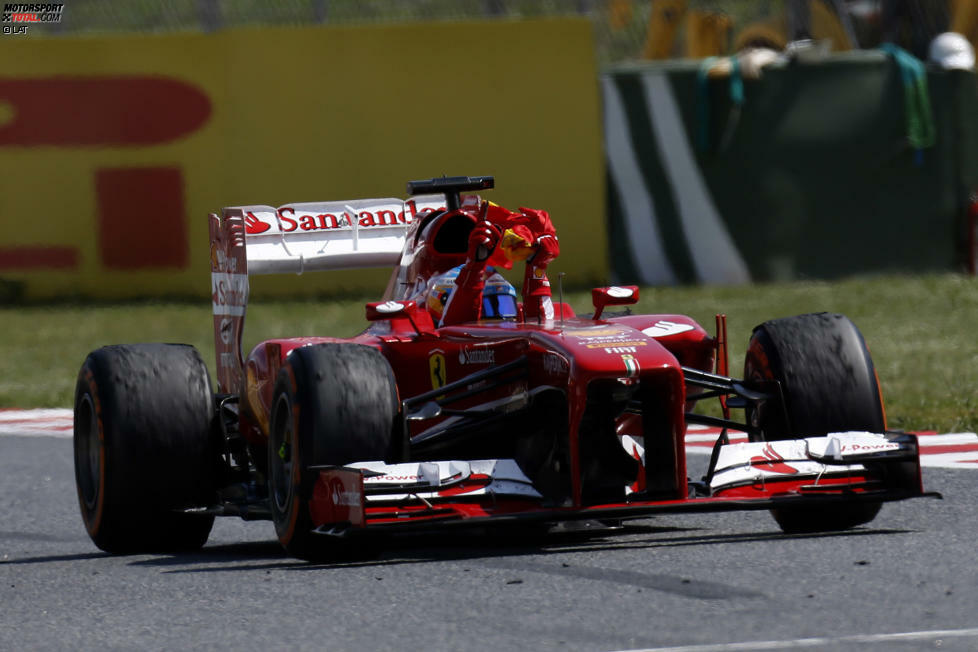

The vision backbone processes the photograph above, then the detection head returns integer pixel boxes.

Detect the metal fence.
[25,0,956,63]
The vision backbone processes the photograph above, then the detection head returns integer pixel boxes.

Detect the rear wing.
[217,196,446,275]
[209,195,444,394]
[220,176,493,278]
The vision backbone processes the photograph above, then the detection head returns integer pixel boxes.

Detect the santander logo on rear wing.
[207,194,445,394]
[231,195,445,275]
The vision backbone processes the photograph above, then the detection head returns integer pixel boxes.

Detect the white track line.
[610,626,978,652]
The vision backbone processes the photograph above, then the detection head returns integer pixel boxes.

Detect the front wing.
[305,431,936,536]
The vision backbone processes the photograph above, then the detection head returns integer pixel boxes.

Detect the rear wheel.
[267,343,397,561]
[744,313,886,533]
[74,344,217,553]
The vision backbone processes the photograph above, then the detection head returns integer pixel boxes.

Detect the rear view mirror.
[366,300,413,321]
[366,300,436,333]
[591,285,639,320]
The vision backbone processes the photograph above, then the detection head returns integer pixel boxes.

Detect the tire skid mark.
[482,558,764,600]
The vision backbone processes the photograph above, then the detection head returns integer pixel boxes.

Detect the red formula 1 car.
[73,176,933,560]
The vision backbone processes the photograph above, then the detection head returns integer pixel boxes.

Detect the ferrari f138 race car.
[73,176,933,560]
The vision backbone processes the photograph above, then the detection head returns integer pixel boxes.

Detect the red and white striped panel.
[0,409,73,437]
[1,410,975,470]
[686,424,978,470]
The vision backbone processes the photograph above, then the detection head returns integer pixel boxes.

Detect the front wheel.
[267,343,397,561]
[744,313,886,533]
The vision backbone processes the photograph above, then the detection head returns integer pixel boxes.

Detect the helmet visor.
[483,294,518,320]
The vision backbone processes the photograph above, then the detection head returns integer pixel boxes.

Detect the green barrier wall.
[0,20,605,300]
[603,52,978,285]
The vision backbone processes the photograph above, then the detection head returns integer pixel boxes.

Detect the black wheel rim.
[75,394,100,510]
[269,394,295,515]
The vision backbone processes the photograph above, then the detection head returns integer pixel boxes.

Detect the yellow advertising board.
[0,20,604,300]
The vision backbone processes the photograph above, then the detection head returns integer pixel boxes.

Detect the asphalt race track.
[1,415,976,651]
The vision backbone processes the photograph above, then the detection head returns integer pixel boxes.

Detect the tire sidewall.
[74,363,109,540]
[744,327,789,441]
[268,362,311,548]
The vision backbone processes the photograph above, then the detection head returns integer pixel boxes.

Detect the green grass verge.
[2,273,975,433]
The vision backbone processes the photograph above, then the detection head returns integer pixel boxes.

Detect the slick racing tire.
[744,313,886,534]
[268,344,397,562]
[74,344,217,553]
